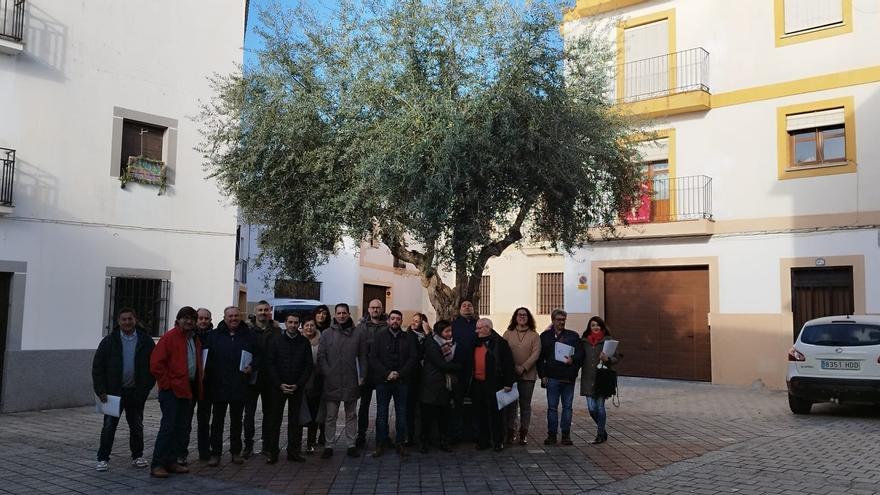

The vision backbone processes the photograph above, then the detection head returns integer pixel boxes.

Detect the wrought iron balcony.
[0,0,24,43]
[626,175,713,224]
[1,147,14,207]
[618,47,709,103]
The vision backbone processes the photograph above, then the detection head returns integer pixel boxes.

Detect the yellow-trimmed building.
[557,0,880,388]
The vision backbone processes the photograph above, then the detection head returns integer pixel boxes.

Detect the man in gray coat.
[317,303,367,459]
[355,298,387,449]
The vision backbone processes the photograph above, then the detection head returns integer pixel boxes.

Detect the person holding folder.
[471,318,516,451]
[536,309,584,446]
[580,316,620,445]
[91,307,156,472]
[203,306,257,466]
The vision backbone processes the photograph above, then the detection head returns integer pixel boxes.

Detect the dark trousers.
[420,403,449,447]
[375,382,408,445]
[182,397,212,460]
[244,385,272,449]
[356,383,375,439]
[151,389,194,468]
[264,389,304,455]
[97,388,145,461]
[405,377,420,443]
[304,394,325,447]
[211,400,245,456]
[448,377,474,443]
[472,380,503,448]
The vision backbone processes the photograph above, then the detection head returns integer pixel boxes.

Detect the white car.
[266,298,324,327]
[787,314,880,414]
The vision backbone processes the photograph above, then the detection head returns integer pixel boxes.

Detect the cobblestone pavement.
[1,377,878,494]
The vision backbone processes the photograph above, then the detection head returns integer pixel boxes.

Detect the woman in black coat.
[419,320,461,453]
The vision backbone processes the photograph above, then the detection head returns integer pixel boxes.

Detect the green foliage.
[198,0,643,316]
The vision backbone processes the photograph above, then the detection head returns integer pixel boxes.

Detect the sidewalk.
[0,377,877,494]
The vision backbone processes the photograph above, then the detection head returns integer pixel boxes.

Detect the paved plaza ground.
[1,377,878,495]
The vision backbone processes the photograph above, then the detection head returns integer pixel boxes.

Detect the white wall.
[566,0,880,93]
[0,0,246,350]
[658,83,880,221]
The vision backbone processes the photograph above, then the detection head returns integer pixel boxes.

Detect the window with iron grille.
[275,279,322,300]
[107,277,170,337]
[478,275,491,316]
[537,272,564,315]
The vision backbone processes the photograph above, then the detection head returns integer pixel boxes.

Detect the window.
[615,10,675,101]
[275,279,322,300]
[777,97,855,180]
[107,277,170,337]
[787,108,845,167]
[783,0,842,34]
[478,275,491,316]
[537,272,564,315]
[632,129,676,222]
[110,107,178,181]
[120,120,165,173]
[392,256,406,269]
[774,0,852,47]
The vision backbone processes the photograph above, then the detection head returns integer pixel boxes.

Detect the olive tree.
[199,0,642,319]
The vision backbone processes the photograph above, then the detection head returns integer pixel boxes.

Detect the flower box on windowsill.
[120,156,167,195]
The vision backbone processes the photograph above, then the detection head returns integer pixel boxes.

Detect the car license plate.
[820,360,860,370]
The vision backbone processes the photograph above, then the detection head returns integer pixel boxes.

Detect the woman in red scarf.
[579,316,619,444]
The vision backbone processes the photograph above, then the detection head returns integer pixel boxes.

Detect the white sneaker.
[96,460,109,472]
[131,457,149,468]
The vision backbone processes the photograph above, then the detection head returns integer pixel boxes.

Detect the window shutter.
[624,19,668,62]
[623,19,669,99]
[120,120,165,170]
[783,0,843,34]
[786,107,844,131]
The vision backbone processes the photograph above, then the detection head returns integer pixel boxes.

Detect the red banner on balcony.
[625,183,652,224]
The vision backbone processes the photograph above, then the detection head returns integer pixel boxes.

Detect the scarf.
[434,334,456,362]
[587,330,605,347]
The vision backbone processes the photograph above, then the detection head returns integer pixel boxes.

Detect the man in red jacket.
[149,306,203,478]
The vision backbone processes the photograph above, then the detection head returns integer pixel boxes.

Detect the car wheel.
[788,393,812,415]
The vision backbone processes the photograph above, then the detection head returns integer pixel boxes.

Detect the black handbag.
[594,367,617,399]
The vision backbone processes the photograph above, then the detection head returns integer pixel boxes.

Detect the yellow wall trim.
[590,210,880,241]
[589,218,714,241]
[619,90,710,118]
[564,0,648,22]
[713,66,880,108]
[775,96,856,180]
[709,313,788,389]
[773,0,853,48]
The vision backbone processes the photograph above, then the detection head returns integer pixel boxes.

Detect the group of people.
[91,298,620,479]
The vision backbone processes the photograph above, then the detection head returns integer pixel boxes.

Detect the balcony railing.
[627,175,712,224]
[618,47,709,103]
[0,0,24,43]
[1,147,14,207]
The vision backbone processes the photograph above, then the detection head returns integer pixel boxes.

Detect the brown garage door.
[604,266,711,381]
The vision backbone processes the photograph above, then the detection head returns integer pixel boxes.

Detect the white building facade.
[0,0,247,411]
[562,0,880,388]
[241,223,427,323]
